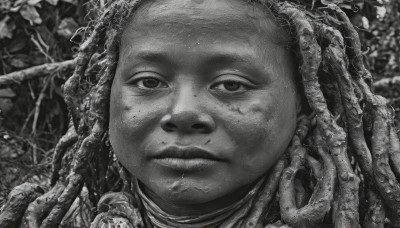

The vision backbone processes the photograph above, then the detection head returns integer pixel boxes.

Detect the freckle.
[162,141,166,144]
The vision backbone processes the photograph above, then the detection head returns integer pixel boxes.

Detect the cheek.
[109,83,166,139]
[108,84,166,172]
[109,89,143,147]
[225,90,298,171]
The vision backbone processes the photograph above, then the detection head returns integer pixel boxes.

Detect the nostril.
[160,113,215,133]
[165,122,177,130]
[192,123,205,130]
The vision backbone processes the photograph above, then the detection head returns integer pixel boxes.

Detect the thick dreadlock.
[1,0,400,227]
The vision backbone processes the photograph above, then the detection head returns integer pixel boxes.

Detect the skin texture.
[109,0,299,216]
[1,1,399,227]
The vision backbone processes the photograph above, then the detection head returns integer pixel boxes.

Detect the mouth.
[152,146,222,160]
[150,146,223,170]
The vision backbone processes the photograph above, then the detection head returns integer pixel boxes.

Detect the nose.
[161,112,215,133]
[160,89,215,134]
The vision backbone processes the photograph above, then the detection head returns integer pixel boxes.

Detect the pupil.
[224,81,240,91]
[143,79,159,88]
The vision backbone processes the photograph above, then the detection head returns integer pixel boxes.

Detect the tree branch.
[0,60,75,85]
[373,76,400,89]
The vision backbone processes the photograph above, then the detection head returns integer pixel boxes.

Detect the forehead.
[131,0,270,24]
[122,0,285,45]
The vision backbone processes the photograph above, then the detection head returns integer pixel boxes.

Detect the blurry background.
[0,0,399,203]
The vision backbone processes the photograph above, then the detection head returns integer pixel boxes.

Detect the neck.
[140,182,256,216]
[137,178,266,228]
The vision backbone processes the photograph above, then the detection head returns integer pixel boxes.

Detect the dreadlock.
[1,0,400,227]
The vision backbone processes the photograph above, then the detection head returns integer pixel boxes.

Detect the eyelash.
[130,75,168,90]
[210,74,256,95]
[129,74,254,94]
[139,78,165,88]
[211,80,249,92]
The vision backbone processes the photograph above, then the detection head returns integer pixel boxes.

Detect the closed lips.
[152,147,223,161]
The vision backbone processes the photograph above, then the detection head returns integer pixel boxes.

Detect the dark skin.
[109,0,300,216]
[0,1,398,227]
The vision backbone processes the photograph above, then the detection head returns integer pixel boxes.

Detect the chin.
[154,177,222,204]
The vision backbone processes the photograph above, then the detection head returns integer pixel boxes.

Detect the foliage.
[0,0,91,203]
[0,0,399,218]
[361,0,400,123]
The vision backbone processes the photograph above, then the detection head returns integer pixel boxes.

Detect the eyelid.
[126,71,166,83]
[211,74,256,88]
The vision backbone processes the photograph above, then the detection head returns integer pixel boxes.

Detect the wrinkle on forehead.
[136,0,269,21]
[123,0,289,46]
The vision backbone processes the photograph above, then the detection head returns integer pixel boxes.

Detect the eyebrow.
[132,51,174,65]
[129,50,255,66]
[203,53,251,65]
[123,49,270,83]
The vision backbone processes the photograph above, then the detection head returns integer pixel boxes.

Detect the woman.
[1,0,399,227]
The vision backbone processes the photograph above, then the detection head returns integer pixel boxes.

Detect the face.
[110,0,299,214]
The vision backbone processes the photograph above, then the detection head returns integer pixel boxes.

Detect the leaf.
[60,0,78,5]
[57,17,79,39]
[0,88,16,99]
[13,0,28,7]
[321,0,344,5]
[45,0,59,5]
[8,54,32,69]
[19,4,42,25]
[27,0,42,6]
[0,1,12,11]
[9,58,29,68]
[7,37,29,53]
[0,15,15,39]
[0,99,14,114]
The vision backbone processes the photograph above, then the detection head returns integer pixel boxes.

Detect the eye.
[141,78,162,88]
[211,78,251,93]
[132,77,167,89]
[219,81,242,91]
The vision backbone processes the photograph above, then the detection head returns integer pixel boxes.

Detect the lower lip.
[153,158,218,171]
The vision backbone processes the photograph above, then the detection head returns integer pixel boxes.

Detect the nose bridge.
[161,81,215,133]
[171,83,198,114]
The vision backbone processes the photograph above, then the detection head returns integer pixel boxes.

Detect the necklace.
[137,178,265,228]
